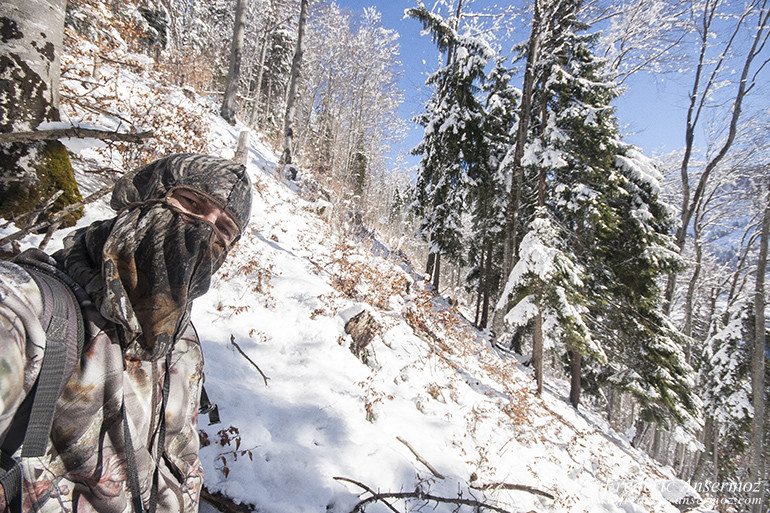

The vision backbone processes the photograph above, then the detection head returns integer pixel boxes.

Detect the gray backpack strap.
[0,453,22,513]
[19,268,84,456]
[0,260,85,512]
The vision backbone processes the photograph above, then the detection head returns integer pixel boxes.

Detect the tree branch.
[396,436,445,479]
[230,334,270,386]
[333,477,400,513]
[0,127,152,144]
[471,481,555,500]
[0,172,127,249]
[334,477,515,513]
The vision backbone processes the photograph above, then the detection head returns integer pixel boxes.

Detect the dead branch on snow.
[333,476,514,513]
[396,436,445,479]
[230,334,270,386]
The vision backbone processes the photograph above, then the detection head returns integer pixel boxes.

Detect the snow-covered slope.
[187,118,702,513]
[1,29,709,512]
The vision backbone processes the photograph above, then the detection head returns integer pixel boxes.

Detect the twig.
[97,53,144,69]
[0,127,152,144]
[471,482,555,500]
[62,95,136,126]
[396,436,445,479]
[0,168,131,249]
[23,190,64,229]
[38,220,62,251]
[333,477,399,513]
[333,477,514,513]
[230,334,270,386]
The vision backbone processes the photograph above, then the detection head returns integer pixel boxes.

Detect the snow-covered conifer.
[408,4,491,290]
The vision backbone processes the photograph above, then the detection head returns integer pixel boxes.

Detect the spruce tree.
[467,60,519,328]
[497,1,698,424]
[408,4,491,291]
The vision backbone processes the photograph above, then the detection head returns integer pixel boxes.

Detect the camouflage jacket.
[0,259,204,513]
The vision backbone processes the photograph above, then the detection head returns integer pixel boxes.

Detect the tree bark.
[491,0,543,338]
[233,130,250,164]
[426,251,436,282]
[533,309,544,395]
[691,414,714,484]
[502,0,543,277]
[248,38,269,127]
[280,0,310,166]
[433,251,442,293]
[0,0,81,224]
[220,0,248,124]
[750,183,769,513]
[568,349,582,408]
[480,237,494,328]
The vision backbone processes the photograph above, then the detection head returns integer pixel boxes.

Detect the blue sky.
[332,0,690,170]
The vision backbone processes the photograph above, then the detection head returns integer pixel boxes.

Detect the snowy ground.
[0,41,716,513]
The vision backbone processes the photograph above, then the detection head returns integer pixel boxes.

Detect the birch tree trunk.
[0,0,81,227]
[750,183,769,513]
[280,0,310,166]
[220,0,248,125]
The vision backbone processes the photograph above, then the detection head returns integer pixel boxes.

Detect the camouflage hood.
[56,154,252,361]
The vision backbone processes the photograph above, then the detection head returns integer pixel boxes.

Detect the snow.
[0,41,719,513]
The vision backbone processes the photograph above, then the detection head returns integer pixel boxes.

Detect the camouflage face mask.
[59,154,252,361]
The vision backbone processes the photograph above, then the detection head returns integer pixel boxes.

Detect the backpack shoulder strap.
[17,266,85,456]
[0,252,85,512]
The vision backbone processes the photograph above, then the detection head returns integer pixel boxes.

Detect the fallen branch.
[333,477,513,513]
[471,482,555,500]
[230,334,270,386]
[333,477,399,513]
[396,436,445,479]
[0,127,152,144]
[97,53,145,69]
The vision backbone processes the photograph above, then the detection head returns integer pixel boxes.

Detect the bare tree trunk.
[280,0,310,166]
[248,38,269,127]
[220,0,248,124]
[532,147,548,397]
[433,252,441,293]
[444,0,464,67]
[568,349,582,408]
[491,0,544,338]
[426,251,436,283]
[480,237,494,328]
[233,130,250,164]
[475,241,486,326]
[750,182,769,513]
[632,419,651,449]
[0,0,81,224]
[533,309,544,395]
[684,202,705,341]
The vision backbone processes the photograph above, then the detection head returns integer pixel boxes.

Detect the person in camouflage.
[0,154,252,513]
